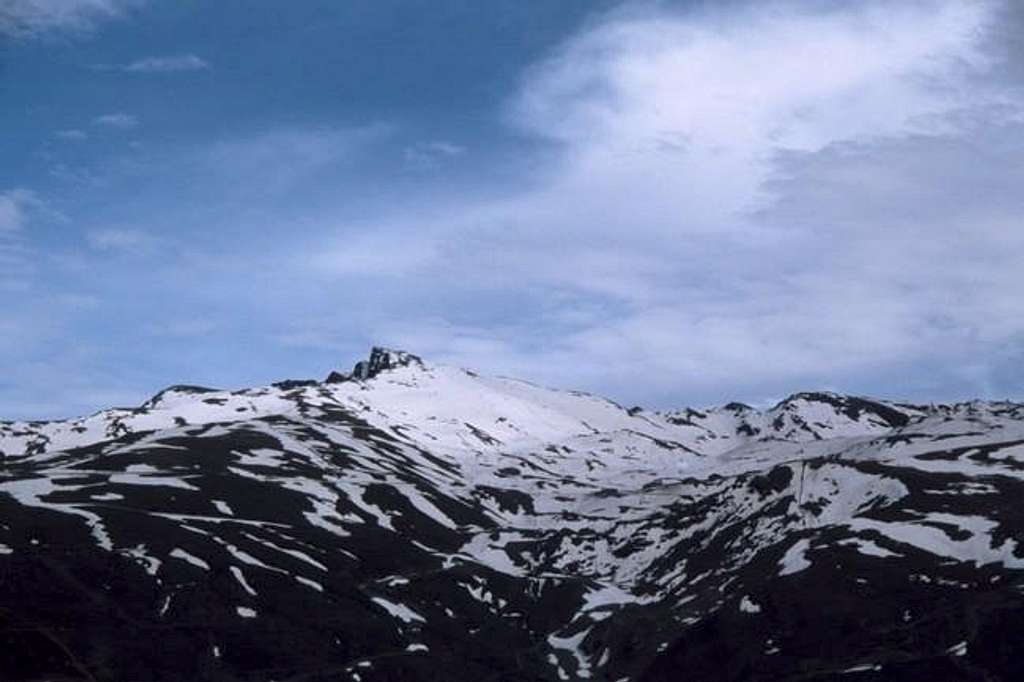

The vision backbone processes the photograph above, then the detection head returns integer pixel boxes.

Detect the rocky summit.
[2,349,1024,681]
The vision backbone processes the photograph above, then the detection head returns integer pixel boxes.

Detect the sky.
[2,0,1024,419]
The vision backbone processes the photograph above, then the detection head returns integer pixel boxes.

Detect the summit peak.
[351,346,424,380]
[323,347,425,384]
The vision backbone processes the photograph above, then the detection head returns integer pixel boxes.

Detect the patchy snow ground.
[3,348,1024,681]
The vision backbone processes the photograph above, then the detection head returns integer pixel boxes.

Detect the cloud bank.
[298,0,1024,404]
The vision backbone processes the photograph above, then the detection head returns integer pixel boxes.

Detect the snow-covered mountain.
[2,348,1023,681]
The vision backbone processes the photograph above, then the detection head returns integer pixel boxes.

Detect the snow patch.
[170,547,210,571]
[739,595,761,613]
[779,538,812,576]
[371,597,425,624]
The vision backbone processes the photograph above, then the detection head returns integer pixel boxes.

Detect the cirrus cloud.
[0,0,137,38]
[122,53,209,72]
[93,53,210,73]
[92,112,139,128]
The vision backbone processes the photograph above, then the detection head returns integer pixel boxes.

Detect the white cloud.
[0,190,43,293]
[143,319,218,338]
[49,163,103,186]
[311,227,439,277]
[54,129,88,140]
[483,0,1021,401]
[0,189,53,233]
[403,140,466,170]
[508,0,995,242]
[93,53,210,73]
[200,124,393,193]
[123,54,209,72]
[208,125,390,167]
[0,0,135,38]
[93,112,138,128]
[0,191,31,232]
[86,228,161,254]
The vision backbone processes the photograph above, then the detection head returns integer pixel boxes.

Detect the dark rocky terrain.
[2,348,1023,681]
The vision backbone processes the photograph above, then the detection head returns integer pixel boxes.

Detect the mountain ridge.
[0,346,955,461]
[1,347,1023,681]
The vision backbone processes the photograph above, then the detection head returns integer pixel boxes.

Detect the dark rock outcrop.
[352,346,424,380]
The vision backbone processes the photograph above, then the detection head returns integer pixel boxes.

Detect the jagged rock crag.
[352,346,424,380]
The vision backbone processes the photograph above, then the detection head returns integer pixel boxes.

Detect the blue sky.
[3,0,1024,419]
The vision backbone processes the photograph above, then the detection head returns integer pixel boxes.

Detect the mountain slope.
[2,348,1023,681]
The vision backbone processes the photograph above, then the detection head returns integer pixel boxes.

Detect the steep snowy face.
[2,348,1024,682]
